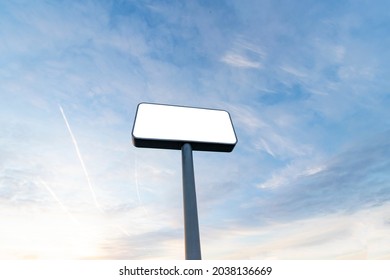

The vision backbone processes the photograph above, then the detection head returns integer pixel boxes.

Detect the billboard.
[132,103,237,152]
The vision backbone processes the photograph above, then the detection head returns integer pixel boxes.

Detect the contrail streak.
[59,105,100,209]
[59,105,130,237]
[134,151,148,216]
[39,179,78,224]
[134,154,142,205]
[40,179,130,236]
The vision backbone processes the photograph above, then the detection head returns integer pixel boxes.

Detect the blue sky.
[1,0,390,259]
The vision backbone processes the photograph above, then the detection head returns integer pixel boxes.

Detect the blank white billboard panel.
[132,103,237,152]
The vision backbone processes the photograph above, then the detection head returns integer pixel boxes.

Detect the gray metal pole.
[181,143,202,260]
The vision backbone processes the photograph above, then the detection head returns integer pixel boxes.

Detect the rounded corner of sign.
[132,132,145,142]
[136,102,155,111]
[222,108,231,115]
[131,134,139,146]
[131,130,145,144]
[229,134,238,145]
[222,109,233,118]
[131,127,139,139]
[228,141,238,152]
[223,138,237,152]
[136,102,147,110]
[132,136,148,148]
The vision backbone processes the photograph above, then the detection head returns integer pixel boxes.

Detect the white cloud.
[221,37,266,69]
[280,65,308,78]
[221,53,262,69]
[226,103,315,159]
[257,162,302,189]
[202,202,390,259]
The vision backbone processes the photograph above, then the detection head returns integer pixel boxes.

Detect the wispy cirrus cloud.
[221,38,265,69]
[221,53,262,69]
[252,131,390,222]
[202,202,390,259]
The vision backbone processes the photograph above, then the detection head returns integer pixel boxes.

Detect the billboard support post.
[181,143,201,260]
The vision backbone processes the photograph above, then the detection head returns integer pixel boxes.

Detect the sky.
[1,0,390,260]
